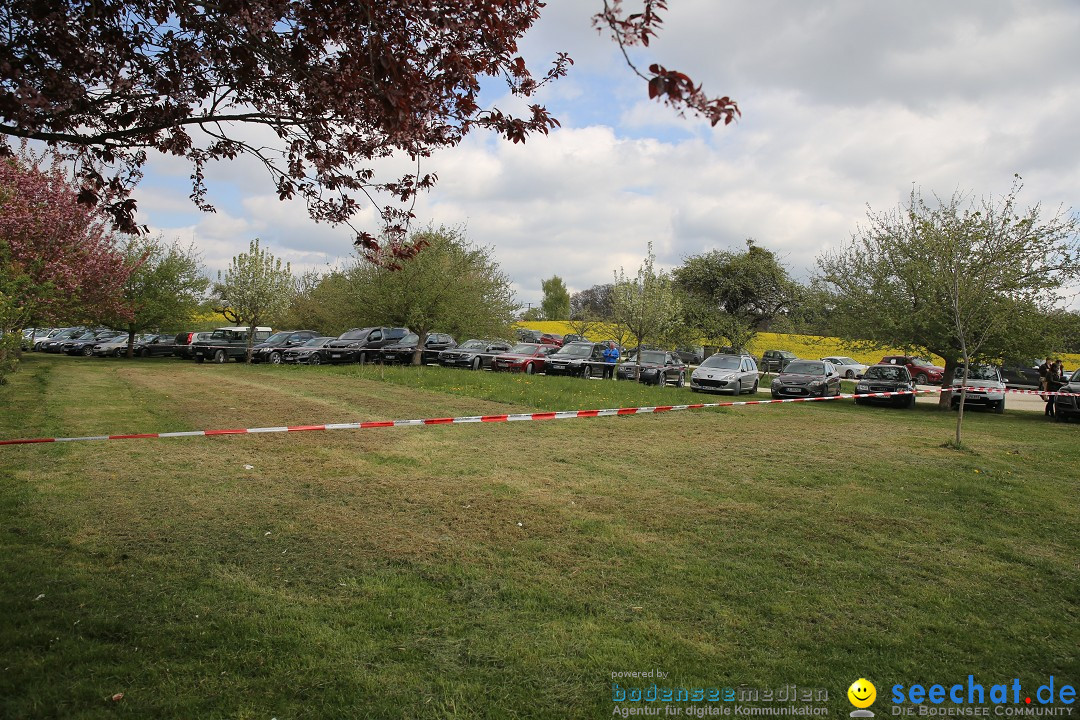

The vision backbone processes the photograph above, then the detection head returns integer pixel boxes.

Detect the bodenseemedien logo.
[849,678,877,718]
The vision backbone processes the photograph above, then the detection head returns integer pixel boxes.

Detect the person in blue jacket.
[601,341,620,379]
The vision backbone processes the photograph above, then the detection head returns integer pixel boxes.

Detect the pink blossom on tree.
[0,147,134,329]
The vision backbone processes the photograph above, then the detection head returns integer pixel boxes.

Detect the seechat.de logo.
[849,678,878,718]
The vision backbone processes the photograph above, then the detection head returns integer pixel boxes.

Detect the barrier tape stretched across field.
[0,390,915,446]
[2,386,1077,447]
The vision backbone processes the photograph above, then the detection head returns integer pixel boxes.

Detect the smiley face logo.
[848,678,876,708]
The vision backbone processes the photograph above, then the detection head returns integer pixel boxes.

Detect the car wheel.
[907,394,916,408]
[472,356,482,371]
[525,362,534,375]
[213,349,227,363]
[915,373,928,385]
[358,351,367,365]
[269,352,283,365]
[733,380,742,396]
[140,348,150,358]
[845,370,855,379]
[994,400,1005,414]
[581,364,591,378]
[676,373,685,388]
[81,345,93,356]
[310,354,322,366]
[114,348,124,357]
[195,356,204,364]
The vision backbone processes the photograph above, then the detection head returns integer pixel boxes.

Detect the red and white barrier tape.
[3,387,1075,447]
[0,390,917,447]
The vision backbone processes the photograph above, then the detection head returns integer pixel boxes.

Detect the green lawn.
[1,354,1077,719]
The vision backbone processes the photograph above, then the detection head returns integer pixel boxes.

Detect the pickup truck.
[191,326,272,363]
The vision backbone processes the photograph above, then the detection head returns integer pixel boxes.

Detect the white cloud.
[129,1,1080,311]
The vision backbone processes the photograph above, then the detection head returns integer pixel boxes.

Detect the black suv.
[249,330,322,364]
[381,332,457,365]
[191,327,273,363]
[545,342,606,378]
[323,327,411,364]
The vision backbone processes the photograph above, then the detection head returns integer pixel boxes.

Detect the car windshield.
[865,366,905,381]
[397,333,419,345]
[264,332,292,344]
[302,337,331,347]
[828,357,856,365]
[509,343,539,354]
[700,355,741,370]
[556,343,593,358]
[961,366,1000,381]
[632,350,667,364]
[912,358,935,367]
[784,361,825,375]
[339,329,369,340]
[459,340,487,350]
[1070,368,1080,383]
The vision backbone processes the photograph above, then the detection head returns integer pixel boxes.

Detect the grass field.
[1,354,1077,719]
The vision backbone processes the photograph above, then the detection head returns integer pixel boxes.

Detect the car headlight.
[809,380,823,388]
[771,378,781,387]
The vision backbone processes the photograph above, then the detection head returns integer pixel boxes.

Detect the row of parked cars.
[23,326,1076,417]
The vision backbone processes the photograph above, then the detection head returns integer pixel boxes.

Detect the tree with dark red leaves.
[0,1,736,262]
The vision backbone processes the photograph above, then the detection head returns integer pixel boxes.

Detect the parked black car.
[760,349,798,373]
[63,330,122,356]
[1053,368,1080,422]
[323,327,411,364]
[616,349,687,386]
[544,342,606,378]
[42,327,89,353]
[174,331,214,359]
[675,346,705,365]
[853,364,916,408]
[770,359,842,399]
[438,339,513,370]
[133,334,178,358]
[191,327,273,363]
[249,330,322,364]
[999,361,1044,389]
[381,333,457,365]
[282,337,336,365]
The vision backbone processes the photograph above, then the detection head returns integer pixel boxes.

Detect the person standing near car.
[602,341,620,379]
[1040,357,1057,417]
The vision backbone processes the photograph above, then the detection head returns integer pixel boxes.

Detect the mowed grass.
[1,354,1077,719]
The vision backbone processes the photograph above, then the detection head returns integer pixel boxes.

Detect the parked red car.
[878,355,945,385]
[491,343,559,374]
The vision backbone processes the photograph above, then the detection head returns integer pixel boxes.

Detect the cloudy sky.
[130,0,1080,310]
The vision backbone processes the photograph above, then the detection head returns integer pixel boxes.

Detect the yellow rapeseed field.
[515,321,1080,367]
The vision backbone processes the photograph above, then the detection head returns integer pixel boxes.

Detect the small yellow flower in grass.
[974,469,980,473]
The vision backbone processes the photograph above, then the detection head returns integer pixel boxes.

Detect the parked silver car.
[690,353,760,395]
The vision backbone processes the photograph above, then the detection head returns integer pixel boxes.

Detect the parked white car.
[950,364,1006,414]
[821,356,868,379]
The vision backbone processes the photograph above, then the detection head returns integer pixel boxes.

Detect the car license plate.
[784,387,801,393]
[331,353,341,358]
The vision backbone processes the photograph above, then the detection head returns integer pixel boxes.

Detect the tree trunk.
[126,327,136,358]
[954,361,970,446]
[937,356,960,409]
[411,328,429,366]
[246,321,256,362]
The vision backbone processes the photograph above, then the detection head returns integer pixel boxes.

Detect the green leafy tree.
[276,269,353,336]
[818,179,1080,441]
[214,238,295,362]
[673,240,796,352]
[346,226,518,364]
[540,275,570,320]
[109,236,209,356]
[611,243,681,374]
[567,283,614,339]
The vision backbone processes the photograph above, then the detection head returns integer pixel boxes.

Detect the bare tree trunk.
[955,357,970,446]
